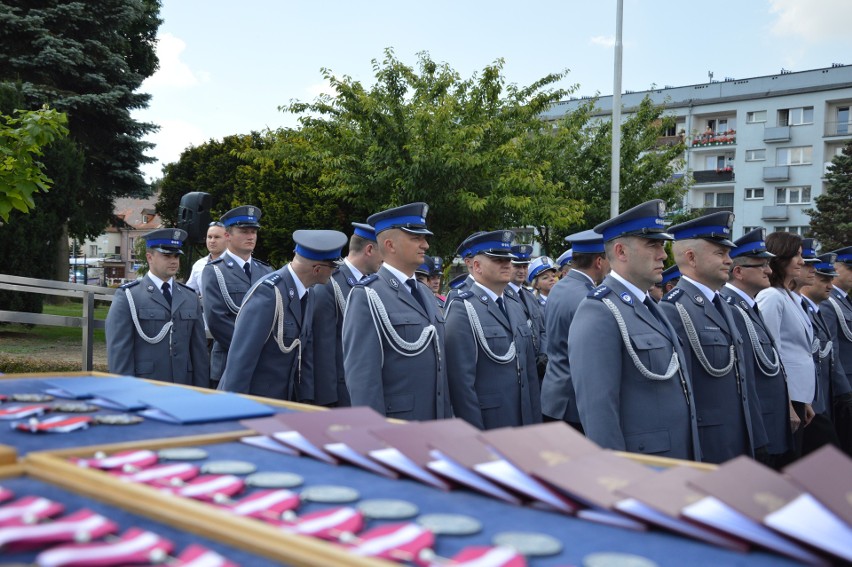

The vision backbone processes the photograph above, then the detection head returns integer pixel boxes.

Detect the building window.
[776,186,811,205]
[837,106,850,135]
[114,246,121,255]
[142,214,149,224]
[704,191,734,207]
[746,111,766,123]
[745,188,764,200]
[776,146,812,166]
[774,226,809,236]
[778,106,814,126]
[745,149,766,161]
[743,226,760,235]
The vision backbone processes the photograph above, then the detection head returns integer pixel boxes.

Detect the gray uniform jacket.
[540,269,594,423]
[444,284,542,429]
[218,267,313,401]
[310,265,358,406]
[821,288,852,388]
[661,279,754,463]
[569,275,701,461]
[804,301,850,415]
[515,286,548,365]
[106,276,209,386]
[444,275,475,309]
[342,265,452,421]
[202,254,272,381]
[721,288,790,456]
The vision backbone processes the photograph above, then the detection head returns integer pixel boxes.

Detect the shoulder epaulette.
[253,258,270,267]
[356,274,379,286]
[208,257,224,265]
[457,290,474,300]
[662,288,684,303]
[262,273,282,287]
[175,281,195,291]
[587,285,612,300]
[119,280,140,289]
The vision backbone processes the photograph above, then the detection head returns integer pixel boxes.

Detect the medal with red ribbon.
[34,528,174,567]
[0,509,117,550]
[172,544,239,567]
[0,404,50,420]
[220,489,301,524]
[343,522,435,562]
[283,506,365,541]
[114,463,199,486]
[425,546,527,567]
[0,496,65,527]
[160,475,245,502]
[73,450,159,472]
[13,415,92,433]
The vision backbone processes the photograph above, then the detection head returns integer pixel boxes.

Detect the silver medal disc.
[357,499,419,520]
[300,485,360,503]
[157,447,209,461]
[93,414,143,425]
[51,402,99,413]
[245,472,305,489]
[416,513,482,536]
[583,553,658,567]
[492,531,563,557]
[200,460,257,475]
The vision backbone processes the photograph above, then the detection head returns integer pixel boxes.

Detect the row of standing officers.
[105,200,852,466]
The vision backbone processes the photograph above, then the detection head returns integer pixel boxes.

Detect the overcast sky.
[134,0,852,181]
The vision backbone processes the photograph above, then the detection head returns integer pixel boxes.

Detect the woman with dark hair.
[756,232,815,460]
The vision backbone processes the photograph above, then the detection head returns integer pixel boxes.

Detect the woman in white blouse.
[755,232,815,460]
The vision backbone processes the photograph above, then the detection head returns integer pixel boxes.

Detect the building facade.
[541,65,852,237]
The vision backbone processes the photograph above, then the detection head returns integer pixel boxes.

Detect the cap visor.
[636,231,674,241]
[152,247,183,255]
[399,226,433,236]
[482,250,517,259]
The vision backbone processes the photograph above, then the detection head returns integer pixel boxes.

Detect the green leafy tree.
[807,142,852,251]
[0,104,68,221]
[284,49,586,261]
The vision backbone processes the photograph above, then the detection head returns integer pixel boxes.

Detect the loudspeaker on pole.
[177,192,212,245]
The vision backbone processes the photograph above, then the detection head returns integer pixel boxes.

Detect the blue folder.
[43,376,150,399]
[137,390,274,424]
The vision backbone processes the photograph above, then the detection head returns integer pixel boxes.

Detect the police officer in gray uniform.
[721,228,791,468]
[106,229,209,386]
[822,246,852,453]
[507,244,548,379]
[569,200,700,461]
[202,206,273,387]
[444,230,542,429]
[342,203,451,420]
[444,233,484,308]
[541,229,609,431]
[218,230,347,400]
[310,222,383,407]
[660,211,755,464]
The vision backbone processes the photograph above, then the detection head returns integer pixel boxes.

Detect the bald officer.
[660,212,755,464]
[310,222,383,407]
[541,229,609,430]
[106,229,208,386]
[444,230,541,429]
[569,200,700,461]
[342,203,451,420]
[219,230,347,400]
[202,205,273,386]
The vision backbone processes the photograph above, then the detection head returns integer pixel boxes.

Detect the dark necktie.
[496,296,509,322]
[407,279,428,312]
[300,290,309,325]
[712,294,726,316]
[243,262,251,280]
[751,302,760,315]
[161,282,172,307]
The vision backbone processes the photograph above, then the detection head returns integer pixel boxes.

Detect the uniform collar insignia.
[694,294,704,305]
[505,288,514,297]
[389,278,399,289]
[347,277,355,286]
[619,292,633,305]
[480,295,489,303]
[288,288,295,298]
[740,300,748,309]
[227,261,234,267]
[147,285,154,291]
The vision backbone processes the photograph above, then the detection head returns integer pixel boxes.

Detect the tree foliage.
[0,104,68,221]
[0,0,162,240]
[807,141,852,251]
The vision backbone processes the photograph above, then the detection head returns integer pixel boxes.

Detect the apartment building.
[541,65,852,237]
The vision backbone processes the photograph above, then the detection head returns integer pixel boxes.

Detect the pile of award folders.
[69,407,851,565]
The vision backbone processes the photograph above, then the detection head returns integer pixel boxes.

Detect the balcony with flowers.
[691,129,736,148]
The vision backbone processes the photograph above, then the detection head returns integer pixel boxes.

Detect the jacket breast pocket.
[139,308,167,321]
[481,325,510,351]
[698,330,732,371]
[629,333,670,374]
[388,312,423,342]
[625,429,671,455]
[385,392,415,416]
[478,392,503,410]
[179,310,198,321]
